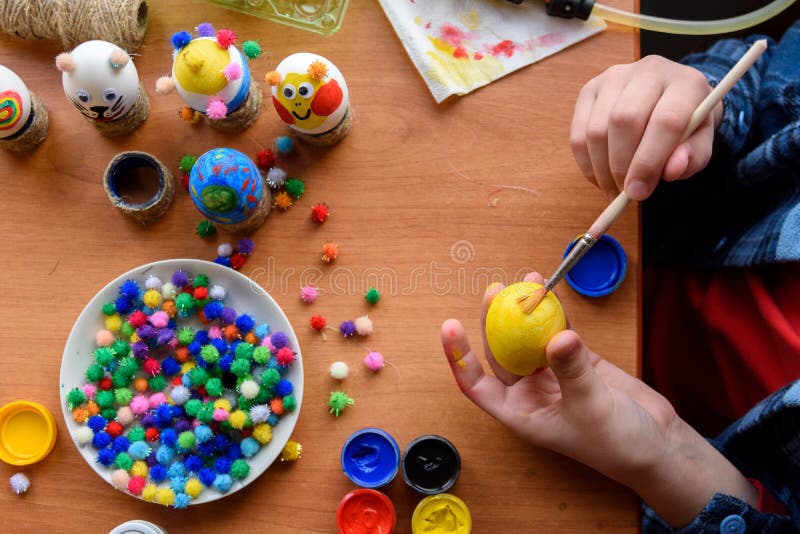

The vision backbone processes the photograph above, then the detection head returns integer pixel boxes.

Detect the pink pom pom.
[223,62,242,81]
[299,285,319,303]
[81,384,97,399]
[109,49,130,69]
[149,311,169,329]
[276,347,295,366]
[148,392,167,408]
[216,28,236,48]
[111,469,130,490]
[155,76,175,95]
[208,325,222,339]
[213,408,229,422]
[95,329,115,347]
[261,337,274,351]
[116,406,134,426]
[130,395,149,415]
[168,338,178,349]
[55,53,75,72]
[206,98,227,119]
[364,351,385,371]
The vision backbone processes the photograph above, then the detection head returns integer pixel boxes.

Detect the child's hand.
[440,273,756,527]
[570,56,723,201]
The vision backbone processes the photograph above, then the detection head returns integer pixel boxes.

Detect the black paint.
[401,435,461,495]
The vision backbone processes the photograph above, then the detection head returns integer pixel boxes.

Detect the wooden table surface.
[0,1,640,532]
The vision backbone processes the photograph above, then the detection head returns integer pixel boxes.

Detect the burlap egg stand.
[103,151,174,225]
[88,83,149,137]
[0,92,49,152]
[205,79,262,134]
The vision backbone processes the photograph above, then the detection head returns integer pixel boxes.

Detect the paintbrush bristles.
[517,286,548,314]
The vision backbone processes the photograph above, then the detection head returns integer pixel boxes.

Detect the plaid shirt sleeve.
[642,380,800,533]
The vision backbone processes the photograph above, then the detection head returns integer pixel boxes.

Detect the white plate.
[59,259,303,504]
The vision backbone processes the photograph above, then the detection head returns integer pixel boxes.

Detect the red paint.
[440,23,470,47]
[453,46,468,59]
[241,178,249,191]
[336,489,396,534]
[489,39,517,57]
[534,32,565,47]
[425,22,431,29]
[473,52,484,60]
[311,79,343,116]
[272,96,295,124]
[212,164,222,176]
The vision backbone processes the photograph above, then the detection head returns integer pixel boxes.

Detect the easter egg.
[485,282,566,375]
[0,65,32,139]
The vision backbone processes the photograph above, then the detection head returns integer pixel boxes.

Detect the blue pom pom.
[211,338,228,354]
[213,434,230,451]
[171,31,193,50]
[184,454,203,473]
[115,296,133,314]
[92,431,112,450]
[194,425,214,443]
[194,330,209,345]
[225,443,242,460]
[199,467,216,486]
[171,405,184,419]
[169,475,187,493]
[240,437,260,458]
[156,445,175,465]
[254,323,270,339]
[97,448,116,466]
[128,441,151,460]
[119,280,140,299]
[275,136,294,155]
[87,415,107,433]
[155,404,174,427]
[214,457,231,474]
[168,462,186,479]
[198,441,216,457]
[218,355,233,372]
[204,301,223,320]
[149,464,167,482]
[267,414,280,427]
[182,373,192,387]
[275,379,293,397]
[235,314,255,333]
[112,435,130,453]
[266,357,279,370]
[196,22,215,37]
[213,256,232,267]
[187,341,202,356]
[161,357,181,375]
[213,474,233,493]
[174,492,191,509]
[195,355,207,369]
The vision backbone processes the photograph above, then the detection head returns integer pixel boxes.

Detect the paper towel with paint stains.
[377,0,606,103]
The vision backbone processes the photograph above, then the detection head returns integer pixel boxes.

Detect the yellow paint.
[458,10,480,31]
[485,282,566,375]
[425,37,507,94]
[0,401,57,465]
[451,349,467,369]
[274,72,333,131]
[412,494,472,534]
[414,15,423,26]
[174,39,229,95]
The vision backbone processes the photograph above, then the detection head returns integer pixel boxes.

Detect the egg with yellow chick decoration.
[485,282,567,375]
[266,52,349,136]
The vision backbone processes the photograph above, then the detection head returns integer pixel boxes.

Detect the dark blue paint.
[340,428,400,488]
[564,234,627,297]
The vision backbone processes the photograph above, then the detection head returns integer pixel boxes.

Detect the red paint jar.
[336,488,396,534]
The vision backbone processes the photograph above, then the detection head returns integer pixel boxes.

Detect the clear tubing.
[592,0,796,35]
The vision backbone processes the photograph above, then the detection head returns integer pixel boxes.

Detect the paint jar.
[562,234,627,297]
[108,520,168,534]
[340,428,400,488]
[0,400,57,466]
[411,493,472,534]
[336,489,396,534]
[401,435,461,495]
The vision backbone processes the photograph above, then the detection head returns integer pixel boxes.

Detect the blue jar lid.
[340,428,400,488]
[563,234,627,297]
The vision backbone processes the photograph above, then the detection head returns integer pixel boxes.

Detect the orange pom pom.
[72,407,89,423]
[224,325,240,342]
[270,398,285,415]
[134,377,149,392]
[244,332,258,345]
[175,346,190,363]
[162,300,177,317]
[307,60,328,80]
[86,401,100,416]
[321,242,339,262]
[265,71,282,86]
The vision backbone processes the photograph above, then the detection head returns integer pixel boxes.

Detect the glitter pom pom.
[207,98,227,119]
[242,40,262,59]
[9,473,30,494]
[310,315,326,331]
[256,149,275,170]
[266,167,287,188]
[339,321,356,338]
[321,242,339,262]
[328,391,354,416]
[329,361,349,380]
[299,285,319,303]
[215,28,236,48]
[171,31,193,49]
[310,203,329,223]
[196,22,215,37]
[280,440,303,462]
[273,191,293,211]
[223,62,242,81]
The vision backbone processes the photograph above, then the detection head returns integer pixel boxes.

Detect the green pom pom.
[205,377,223,397]
[178,155,197,172]
[86,364,105,383]
[127,426,145,442]
[112,340,130,357]
[284,178,304,199]
[112,370,129,388]
[260,368,280,388]
[94,347,115,367]
[235,342,254,360]
[102,302,116,316]
[115,452,133,470]
[230,358,251,378]
[148,375,167,393]
[177,431,196,449]
[365,288,381,305]
[196,220,217,238]
[96,390,115,409]
[200,344,220,364]
[201,185,238,212]
[196,403,215,423]
[282,394,297,411]
[254,387,271,404]
[101,407,118,420]
[120,321,135,338]
[220,420,233,433]
[327,391,354,417]
[230,458,251,480]
[189,367,209,386]
[253,346,270,364]
[117,357,139,379]
[241,40,261,60]
[177,327,195,345]
[175,293,195,314]
[114,388,133,405]
[184,399,202,417]
[66,388,86,409]
[193,274,210,288]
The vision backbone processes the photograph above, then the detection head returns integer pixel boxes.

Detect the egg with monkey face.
[485,282,567,375]
[267,53,349,135]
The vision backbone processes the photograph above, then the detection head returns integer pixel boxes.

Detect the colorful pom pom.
[354,315,374,336]
[242,40,261,59]
[265,71,282,86]
[207,98,228,119]
[109,49,130,69]
[275,136,294,155]
[111,469,130,489]
[299,285,319,303]
[307,60,329,80]
[285,178,304,199]
[266,167,287,188]
[223,62,242,81]
[365,287,381,305]
[196,220,216,238]
[328,391,354,416]
[273,191,293,211]
[55,52,76,72]
[310,203,329,223]
[171,31,193,49]
[217,243,234,258]
[249,404,270,424]
[310,315,327,331]
[321,242,339,262]
[75,426,94,446]
[255,149,275,170]
[329,361,349,380]
[280,440,303,462]
[364,351,385,371]
[339,321,356,338]
[239,379,260,400]
[237,238,255,255]
[215,28,236,48]
[276,346,295,366]
[196,22,215,37]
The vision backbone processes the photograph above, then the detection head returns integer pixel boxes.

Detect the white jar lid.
[108,520,167,534]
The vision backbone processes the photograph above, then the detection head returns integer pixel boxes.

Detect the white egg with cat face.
[60,40,140,122]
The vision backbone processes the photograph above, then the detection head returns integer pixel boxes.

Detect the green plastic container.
[202,0,349,35]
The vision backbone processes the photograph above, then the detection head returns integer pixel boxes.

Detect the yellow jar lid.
[0,400,57,465]
[411,493,472,534]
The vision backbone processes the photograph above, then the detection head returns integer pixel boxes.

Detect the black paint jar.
[401,434,461,495]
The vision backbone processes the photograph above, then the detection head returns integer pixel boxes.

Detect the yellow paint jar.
[0,400,57,465]
[411,493,472,534]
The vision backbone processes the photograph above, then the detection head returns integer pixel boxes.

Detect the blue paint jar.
[563,234,627,297]
[340,428,400,488]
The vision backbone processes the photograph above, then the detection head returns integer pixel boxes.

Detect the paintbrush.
[519,38,768,314]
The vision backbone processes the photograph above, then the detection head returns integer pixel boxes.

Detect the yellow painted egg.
[485,282,567,375]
